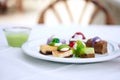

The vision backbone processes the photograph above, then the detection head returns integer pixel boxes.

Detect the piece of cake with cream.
[40,36,66,55]
[52,44,73,58]
[86,36,107,54]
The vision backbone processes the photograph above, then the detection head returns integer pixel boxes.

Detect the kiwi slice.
[57,44,70,51]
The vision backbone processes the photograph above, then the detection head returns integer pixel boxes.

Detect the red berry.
[69,41,75,47]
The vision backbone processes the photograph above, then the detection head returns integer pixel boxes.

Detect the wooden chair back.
[38,0,114,25]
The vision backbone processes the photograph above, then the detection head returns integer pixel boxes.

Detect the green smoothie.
[3,27,31,47]
[6,33,29,47]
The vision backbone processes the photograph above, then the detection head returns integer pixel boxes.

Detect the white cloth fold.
[0,47,73,80]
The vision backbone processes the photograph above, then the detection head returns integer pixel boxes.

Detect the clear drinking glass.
[3,27,31,47]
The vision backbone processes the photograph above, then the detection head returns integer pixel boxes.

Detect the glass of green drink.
[3,27,31,47]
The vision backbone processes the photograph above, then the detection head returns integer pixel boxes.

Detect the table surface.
[0,25,120,80]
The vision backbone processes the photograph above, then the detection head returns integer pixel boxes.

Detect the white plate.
[22,39,120,63]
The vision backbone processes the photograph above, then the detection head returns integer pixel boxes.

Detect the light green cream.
[80,48,95,54]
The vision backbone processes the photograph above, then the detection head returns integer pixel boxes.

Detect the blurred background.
[0,0,120,26]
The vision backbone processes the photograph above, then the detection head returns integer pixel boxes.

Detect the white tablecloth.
[0,25,120,80]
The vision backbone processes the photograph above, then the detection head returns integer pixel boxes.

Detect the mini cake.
[69,32,86,48]
[40,45,58,55]
[86,36,107,54]
[79,48,95,58]
[52,44,73,58]
[73,40,95,58]
[40,36,66,55]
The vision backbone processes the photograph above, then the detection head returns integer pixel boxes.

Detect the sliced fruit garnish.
[75,40,86,49]
[69,41,76,47]
[48,42,55,46]
[72,40,86,57]
[57,44,70,51]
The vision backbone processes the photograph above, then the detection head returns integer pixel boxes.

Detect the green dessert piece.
[72,40,95,58]
[48,38,60,46]
[76,40,86,49]
[80,47,95,58]
[73,40,86,57]
[80,48,95,54]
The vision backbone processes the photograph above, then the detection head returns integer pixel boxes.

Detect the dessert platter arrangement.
[40,32,107,58]
[22,32,119,63]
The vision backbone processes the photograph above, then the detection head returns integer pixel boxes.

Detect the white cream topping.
[60,48,69,51]
[95,39,101,42]
[54,43,62,46]
[74,35,83,39]
[70,35,83,41]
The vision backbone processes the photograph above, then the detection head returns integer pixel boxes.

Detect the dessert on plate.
[52,44,73,58]
[79,47,95,58]
[39,33,107,59]
[40,45,58,55]
[73,40,95,58]
[69,32,86,48]
[86,36,107,54]
[40,36,66,55]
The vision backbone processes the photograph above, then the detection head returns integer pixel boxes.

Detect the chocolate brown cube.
[86,39,107,54]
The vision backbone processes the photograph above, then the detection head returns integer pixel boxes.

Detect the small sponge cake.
[40,45,58,55]
[52,50,73,58]
[80,48,95,58]
[52,44,73,58]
